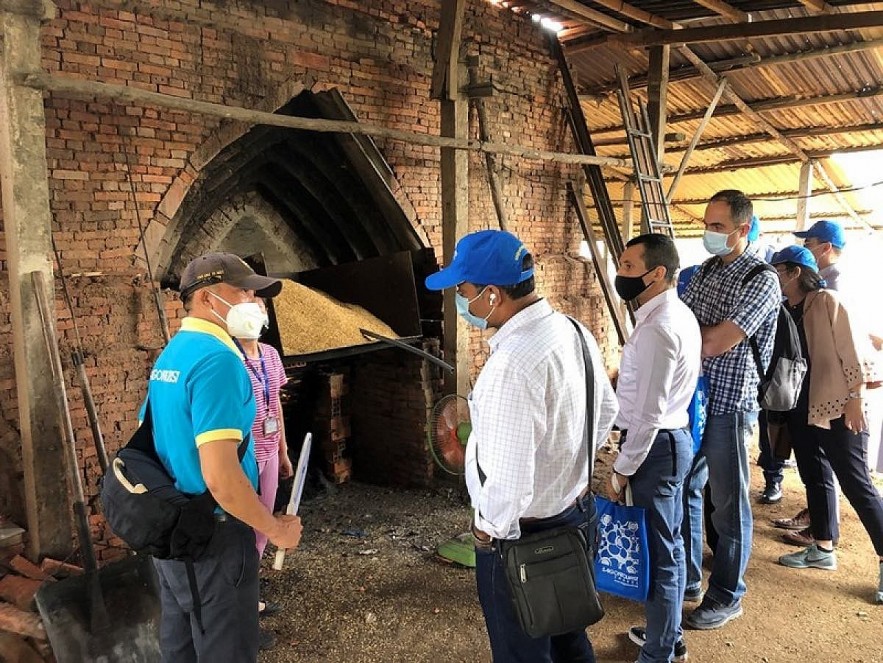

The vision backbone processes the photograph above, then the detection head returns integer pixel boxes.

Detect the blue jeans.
[683,411,757,606]
[630,429,692,663]
[475,494,597,663]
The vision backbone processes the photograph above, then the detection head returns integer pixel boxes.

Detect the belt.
[519,486,590,525]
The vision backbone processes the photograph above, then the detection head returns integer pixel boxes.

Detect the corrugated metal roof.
[497,1,883,231]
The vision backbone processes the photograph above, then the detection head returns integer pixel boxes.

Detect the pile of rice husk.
[273,280,400,356]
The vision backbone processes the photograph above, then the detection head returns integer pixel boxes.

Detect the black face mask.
[614,268,654,302]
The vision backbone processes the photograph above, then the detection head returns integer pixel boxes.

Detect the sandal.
[772,508,810,531]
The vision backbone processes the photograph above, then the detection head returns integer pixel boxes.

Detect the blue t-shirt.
[141,317,259,495]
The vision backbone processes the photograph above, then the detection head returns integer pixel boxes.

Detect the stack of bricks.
[315,371,352,484]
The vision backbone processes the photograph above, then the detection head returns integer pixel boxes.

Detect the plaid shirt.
[682,250,780,415]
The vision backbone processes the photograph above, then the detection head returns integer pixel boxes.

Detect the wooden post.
[622,180,635,243]
[432,0,470,398]
[646,45,669,166]
[796,161,813,230]
[0,0,73,559]
[468,57,508,231]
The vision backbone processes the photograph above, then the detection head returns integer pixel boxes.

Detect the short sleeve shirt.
[682,251,780,415]
[142,317,259,495]
[242,342,288,463]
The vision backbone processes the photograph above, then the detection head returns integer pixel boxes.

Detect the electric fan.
[428,394,475,567]
[428,394,472,475]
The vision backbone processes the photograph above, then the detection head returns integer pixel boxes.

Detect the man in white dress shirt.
[425,229,617,663]
[608,234,701,663]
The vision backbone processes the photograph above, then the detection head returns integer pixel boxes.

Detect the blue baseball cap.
[748,215,760,242]
[793,220,845,249]
[770,245,819,272]
[424,230,534,290]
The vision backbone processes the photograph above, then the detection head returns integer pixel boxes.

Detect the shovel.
[30,271,162,662]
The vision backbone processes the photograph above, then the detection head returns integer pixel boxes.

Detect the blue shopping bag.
[594,494,650,602]
[687,374,708,455]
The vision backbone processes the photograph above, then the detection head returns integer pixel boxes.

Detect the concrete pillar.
[0,0,72,559]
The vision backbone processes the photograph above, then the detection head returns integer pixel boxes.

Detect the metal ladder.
[615,64,676,238]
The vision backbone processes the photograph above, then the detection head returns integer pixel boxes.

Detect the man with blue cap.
[794,220,847,291]
[425,230,617,662]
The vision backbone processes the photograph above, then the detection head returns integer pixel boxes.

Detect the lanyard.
[234,339,271,410]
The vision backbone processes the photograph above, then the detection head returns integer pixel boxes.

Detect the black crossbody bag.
[496,317,605,637]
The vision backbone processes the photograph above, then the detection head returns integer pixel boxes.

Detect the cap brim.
[424,264,465,291]
[792,230,811,238]
[232,274,282,298]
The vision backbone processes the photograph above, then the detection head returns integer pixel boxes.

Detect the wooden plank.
[692,0,749,22]
[797,0,833,13]
[546,0,632,33]
[607,10,883,47]
[20,72,629,169]
[796,161,813,230]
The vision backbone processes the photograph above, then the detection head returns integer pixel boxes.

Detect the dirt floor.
[259,444,883,663]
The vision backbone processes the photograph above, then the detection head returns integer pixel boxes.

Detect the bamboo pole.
[18,72,631,170]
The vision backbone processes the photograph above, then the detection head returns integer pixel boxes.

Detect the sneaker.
[772,508,810,530]
[758,482,783,504]
[781,526,814,547]
[628,626,688,662]
[683,586,703,603]
[259,600,282,618]
[684,597,743,630]
[877,562,883,604]
[259,629,276,650]
[778,544,837,571]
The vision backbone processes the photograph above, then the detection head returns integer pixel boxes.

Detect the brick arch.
[138,78,310,279]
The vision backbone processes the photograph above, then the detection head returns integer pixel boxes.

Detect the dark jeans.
[791,415,883,555]
[475,494,597,663]
[787,408,839,542]
[757,409,786,486]
[153,517,260,663]
[630,429,692,663]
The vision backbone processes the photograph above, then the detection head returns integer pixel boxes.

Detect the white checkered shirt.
[465,299,618,540]
[682,251,780,415]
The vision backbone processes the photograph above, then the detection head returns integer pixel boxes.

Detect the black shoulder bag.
[497,317,605,637]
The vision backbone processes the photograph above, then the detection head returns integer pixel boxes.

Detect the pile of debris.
[0,518,81,662]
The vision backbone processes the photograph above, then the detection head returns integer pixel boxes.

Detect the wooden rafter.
[544,0,631,33]
[797,0,834,13]
[579,38,883,96]
[591,86,883,136]
[606,11,883,47]
[692,0,748,22]
[586,0,673,29]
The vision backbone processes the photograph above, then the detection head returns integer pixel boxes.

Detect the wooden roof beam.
[590,85,883,135]
[586,0,674,29]
[605,10,883,47]
[691,0,749,23]
[544,0,632,33]
[579,37,883,95]
[797,0,834,13]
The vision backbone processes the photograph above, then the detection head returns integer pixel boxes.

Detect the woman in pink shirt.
[234,299,292,615]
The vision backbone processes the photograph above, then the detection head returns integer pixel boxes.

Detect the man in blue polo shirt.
[147,253,302,663]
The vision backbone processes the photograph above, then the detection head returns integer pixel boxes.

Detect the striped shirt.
[465,299,619,540]
[682,251,779,415]
[243,343,288,462]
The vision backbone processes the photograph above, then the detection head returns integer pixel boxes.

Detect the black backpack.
[742,264,807,411]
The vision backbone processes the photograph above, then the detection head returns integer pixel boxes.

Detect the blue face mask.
[455,288,493,330]
[703,228,737,256]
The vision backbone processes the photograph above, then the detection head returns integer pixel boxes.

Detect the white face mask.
[702,228,738,256]
[208,292,268,339]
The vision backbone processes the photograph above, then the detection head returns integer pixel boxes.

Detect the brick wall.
[0,0,617,548]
